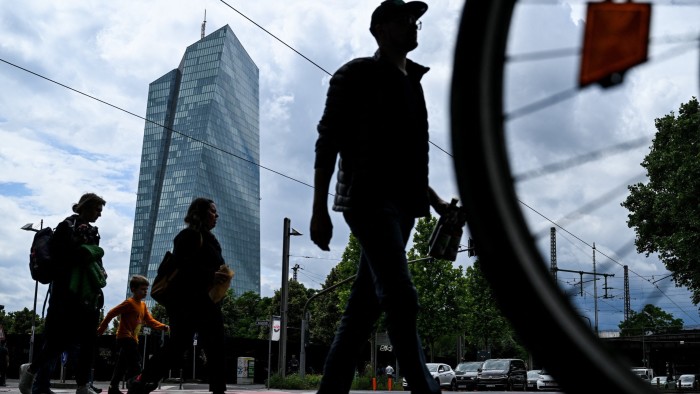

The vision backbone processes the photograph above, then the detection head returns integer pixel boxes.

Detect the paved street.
[0,379,319,394]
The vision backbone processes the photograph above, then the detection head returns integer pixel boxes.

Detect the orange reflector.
[579,1,651,88]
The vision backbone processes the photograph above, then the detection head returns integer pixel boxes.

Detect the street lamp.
[279,217,301,377]
[21,221,42,364]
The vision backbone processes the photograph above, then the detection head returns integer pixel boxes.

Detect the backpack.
[29,218,75,284]
[29,227,57,284]
[150,251,180,307]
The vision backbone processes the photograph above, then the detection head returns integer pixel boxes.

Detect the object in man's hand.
[428,198,466,261]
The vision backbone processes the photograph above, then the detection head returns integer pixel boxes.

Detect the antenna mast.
[201,9,207,39]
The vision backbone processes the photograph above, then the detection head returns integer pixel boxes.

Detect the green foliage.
[407,215,469,362]
[267,280,315,344]
[267,373,322,389]
[266,373,402,391]
[222,290,273,339]
[619,304,683,337]
[622,97,700,304]
[150,303,168,325]
[3,308,43,335]
[463,260,524,358]
[308,233,361,346]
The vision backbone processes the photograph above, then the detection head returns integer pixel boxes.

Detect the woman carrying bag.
[128,197,233,394]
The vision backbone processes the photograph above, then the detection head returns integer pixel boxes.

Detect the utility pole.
[554,247,614,336]
[550,227,557,281]
[593,242,598,334]
[279,218,301,377]
[292,264,300,282]
[624,265,630,321]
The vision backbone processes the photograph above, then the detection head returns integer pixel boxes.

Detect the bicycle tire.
[450,1,656,393]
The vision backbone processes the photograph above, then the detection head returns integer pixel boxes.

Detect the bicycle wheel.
[451,1,698,393]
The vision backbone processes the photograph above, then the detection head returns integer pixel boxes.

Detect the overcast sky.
[0,0,699,337]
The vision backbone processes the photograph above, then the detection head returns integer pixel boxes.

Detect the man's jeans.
[317,204,440,394]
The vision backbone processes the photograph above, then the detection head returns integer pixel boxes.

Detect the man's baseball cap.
[370,0,428,33]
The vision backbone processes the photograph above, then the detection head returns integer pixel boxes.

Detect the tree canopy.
[622,97,700,304]
[408,215,470,362]
[618,304,683,337]
[308,233,360,345]
[0,308,43,335]
[463,259,524,360]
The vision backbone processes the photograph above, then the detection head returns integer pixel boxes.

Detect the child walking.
[97,275,169,394]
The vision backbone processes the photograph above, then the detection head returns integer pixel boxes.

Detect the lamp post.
[21,221,42,364]
[279,217,301,377]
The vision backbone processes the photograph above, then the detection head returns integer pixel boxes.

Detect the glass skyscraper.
[128,25,260,303]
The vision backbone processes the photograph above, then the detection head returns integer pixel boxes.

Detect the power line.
[0,57,315,191]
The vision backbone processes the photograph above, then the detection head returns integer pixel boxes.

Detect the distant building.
[127,25,260,304]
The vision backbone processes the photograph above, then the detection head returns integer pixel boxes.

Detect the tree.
[222,290,273,339]
[622,97,700,304]
[619,304,683,337]
[268,280,315,345]
[150,303,168,325]
[463,260,525,359]
[308,233,361,345]
[407,215,470,361]
[5,308,43,335]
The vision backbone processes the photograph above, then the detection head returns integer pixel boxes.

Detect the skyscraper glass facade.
[128,25,260,303]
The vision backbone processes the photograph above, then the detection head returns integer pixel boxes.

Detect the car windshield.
[539,369,551,375]
[427,364,439,372]
[681,375,694,382]
[483,360,509,370]
[456,362,481,372]
[527,371,541,378]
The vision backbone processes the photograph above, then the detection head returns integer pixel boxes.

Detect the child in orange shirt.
[97,275,169,394]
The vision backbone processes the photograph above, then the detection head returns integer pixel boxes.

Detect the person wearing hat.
[20,193,107,394]
[310,1,449,393]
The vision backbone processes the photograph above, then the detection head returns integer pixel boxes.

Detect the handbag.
[151,251,179,306]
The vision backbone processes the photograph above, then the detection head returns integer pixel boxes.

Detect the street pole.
[21,220,42,364]
[267,314,273,389]
[279,218,301,377]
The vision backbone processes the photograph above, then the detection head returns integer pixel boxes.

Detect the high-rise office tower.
[127,25,260,303]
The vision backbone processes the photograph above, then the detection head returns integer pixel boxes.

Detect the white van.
[631,367,655,381]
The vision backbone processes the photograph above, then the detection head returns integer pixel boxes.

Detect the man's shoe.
[90,385,103,393]
[76,384,99,394]
[19,363,35,394]
[107,386,123,394]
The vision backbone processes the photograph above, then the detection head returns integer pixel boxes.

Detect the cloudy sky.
[0,0,698,339]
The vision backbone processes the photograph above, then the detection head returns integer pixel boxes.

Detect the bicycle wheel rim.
[450,1,655,393]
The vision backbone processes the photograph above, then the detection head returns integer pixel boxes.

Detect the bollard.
[372,377,377,391]
[388,377,393,391]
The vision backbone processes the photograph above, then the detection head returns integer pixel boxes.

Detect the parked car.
[648,376,674,389]
[677,374,698,390]
[535,369,560,391]
[476,358,528,391]
[526,370,541,391]
[402,362,457,391]
[455,361,483,391]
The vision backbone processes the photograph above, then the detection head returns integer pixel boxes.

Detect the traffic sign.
[256,320,270,326]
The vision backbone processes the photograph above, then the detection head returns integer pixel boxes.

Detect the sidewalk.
[0,380,317,394]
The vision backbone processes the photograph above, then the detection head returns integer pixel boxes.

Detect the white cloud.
[0,0,698,341]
